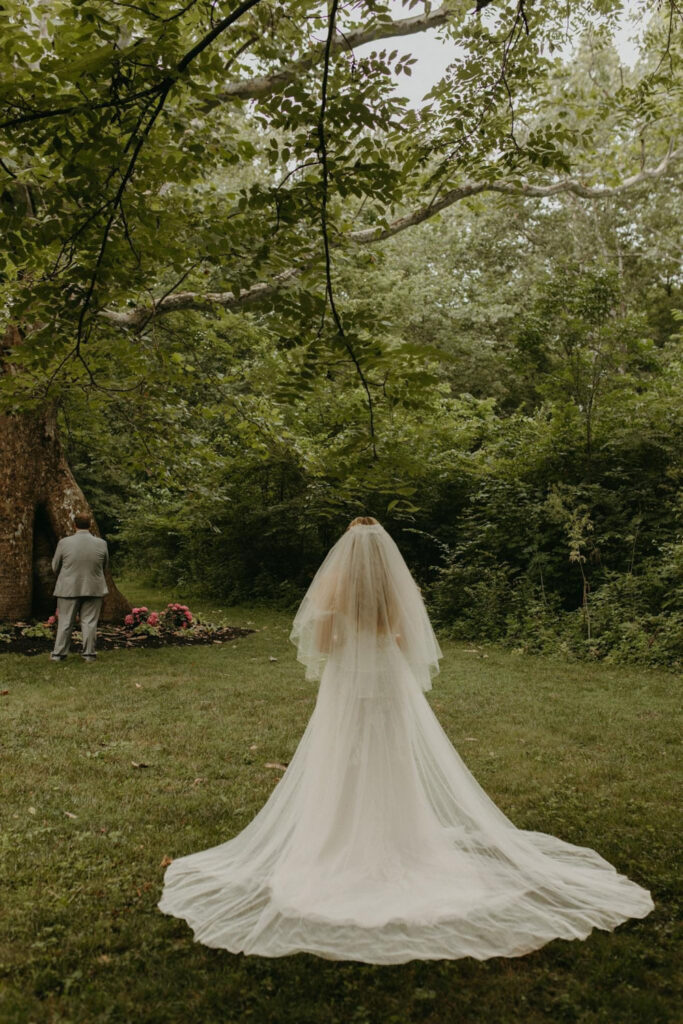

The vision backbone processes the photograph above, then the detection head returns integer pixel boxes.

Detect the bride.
[158,517,653,963]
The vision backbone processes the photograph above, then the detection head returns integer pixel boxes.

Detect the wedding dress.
[158,522,653,963]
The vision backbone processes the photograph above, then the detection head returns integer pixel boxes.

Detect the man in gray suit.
[50,513,109,663]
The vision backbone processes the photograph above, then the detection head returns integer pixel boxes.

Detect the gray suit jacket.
[52,531,110,598]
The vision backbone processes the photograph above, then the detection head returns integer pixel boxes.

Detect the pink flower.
[184,611,192,621]
[148,612,159,626]
[46,615,56,626]
[141,606,148,613]
[124,614,134,626]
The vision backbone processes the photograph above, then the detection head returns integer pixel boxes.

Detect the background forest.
[2,0,681,666]
[64,52,682,669]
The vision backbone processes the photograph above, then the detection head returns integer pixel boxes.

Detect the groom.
[50,513,109,663]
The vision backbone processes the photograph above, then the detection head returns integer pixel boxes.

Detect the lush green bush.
[430,548,682,669]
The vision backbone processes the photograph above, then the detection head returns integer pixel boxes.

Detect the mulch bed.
[0,623,254,657]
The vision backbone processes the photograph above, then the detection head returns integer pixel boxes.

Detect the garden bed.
[0,622,253,657]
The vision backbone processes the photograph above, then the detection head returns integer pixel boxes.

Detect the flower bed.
[0,605,253,657]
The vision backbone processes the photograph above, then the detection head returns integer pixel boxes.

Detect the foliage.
[1,0,680,412]
[63,142,681,665]
[2,2,681,664]
[19,623,54,640]
[160,603,195,630]
[132,622,161,637]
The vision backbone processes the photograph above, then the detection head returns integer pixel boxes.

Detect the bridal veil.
[290,521,442,694]
[159,522,653,963]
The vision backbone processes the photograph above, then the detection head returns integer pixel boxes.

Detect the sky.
[353,0,646,107]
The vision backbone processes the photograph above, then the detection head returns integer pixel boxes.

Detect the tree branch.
[100,146,681,329]
[350,144,682,243]
[217,2,457,101]
[1,2,468,130]
[66,0,267,367]
[100,267,302,329]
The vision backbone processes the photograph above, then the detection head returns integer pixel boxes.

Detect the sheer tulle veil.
[290,521,442,693]
[158,519,654,963]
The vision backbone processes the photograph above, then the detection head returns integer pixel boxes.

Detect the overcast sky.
[354,1,645,107]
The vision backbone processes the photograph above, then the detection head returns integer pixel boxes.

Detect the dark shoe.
[49,654,66,662]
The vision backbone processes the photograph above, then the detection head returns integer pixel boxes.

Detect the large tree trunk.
[0,406,131,623]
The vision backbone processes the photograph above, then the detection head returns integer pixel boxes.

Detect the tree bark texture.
[0,407,130,622]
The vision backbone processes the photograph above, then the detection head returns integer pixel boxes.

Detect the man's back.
[52,532,109,597]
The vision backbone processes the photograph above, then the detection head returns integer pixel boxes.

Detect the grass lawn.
[1,581,680,1024]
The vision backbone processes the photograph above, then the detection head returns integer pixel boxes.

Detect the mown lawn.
[1,582,680,1024]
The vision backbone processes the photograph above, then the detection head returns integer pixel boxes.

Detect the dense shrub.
[429,548,682,668]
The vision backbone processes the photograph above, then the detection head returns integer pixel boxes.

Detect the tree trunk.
[0,407,131,623]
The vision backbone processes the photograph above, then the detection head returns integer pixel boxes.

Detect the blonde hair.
[347,516,379,530]
[340,515,398,635]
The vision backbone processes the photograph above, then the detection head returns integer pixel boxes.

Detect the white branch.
[100,147,681,330]
[351,145,682,244]
[218,2,457,101]
[100,267,301,330]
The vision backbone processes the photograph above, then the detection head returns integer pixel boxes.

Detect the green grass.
[1,581,680,1024]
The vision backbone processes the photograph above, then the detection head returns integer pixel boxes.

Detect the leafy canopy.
[1,0,679,424]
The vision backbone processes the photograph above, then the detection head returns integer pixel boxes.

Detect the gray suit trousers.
[52,597,103,658]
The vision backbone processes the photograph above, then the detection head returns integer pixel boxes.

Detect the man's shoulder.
[62,532,106,547]
[82,532,107,548]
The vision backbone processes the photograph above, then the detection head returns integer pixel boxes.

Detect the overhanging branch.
[100,266,301,330]
[217,2,458,101]
[100,146,681,330]
[351,144,682,243]
[2,2,482,130]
